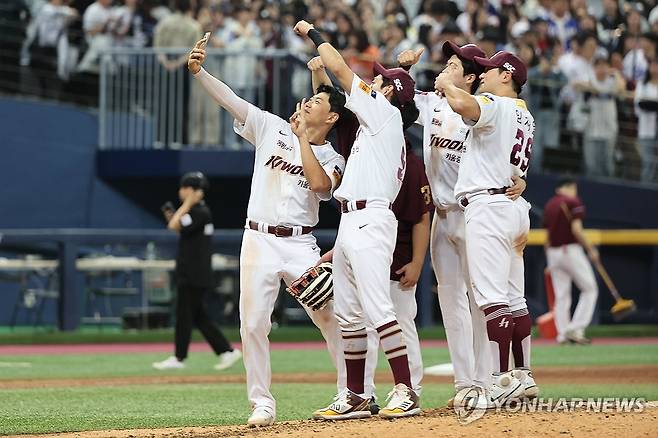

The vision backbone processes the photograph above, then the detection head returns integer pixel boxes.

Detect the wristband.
[308,29,326,48]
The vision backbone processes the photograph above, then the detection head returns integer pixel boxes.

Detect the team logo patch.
[503,62,516,72]
[431,118,442,127]
[358,80,372,95]
[332,165,343,185]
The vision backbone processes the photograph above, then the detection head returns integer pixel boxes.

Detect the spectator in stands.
[153,0,201,147]
[529,41,567,173]
[77,0,114,73]
[635,57,658,182]
[344,29,380,82]
[547,0,579,47]
[111,0,146,50]
[559,31,597,135]
[623,32,656,85]
[379,21,413,66]
[24,0,79,99]
[599,0,624,50]
[581,55,627,177]
[217,4,262,149]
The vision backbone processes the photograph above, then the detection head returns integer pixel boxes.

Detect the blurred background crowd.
[1,0,658,182]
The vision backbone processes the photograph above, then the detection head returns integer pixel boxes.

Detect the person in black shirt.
[153,172,242,371]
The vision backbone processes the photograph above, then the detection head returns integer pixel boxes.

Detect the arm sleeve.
[465,93,499,130]
[569,198,586,220]
[392,155,431,224]
[179,207,210,237]
[344,74,397,134]
[413,91,431,126]
[316,153,346,201]
[194,67,250,125]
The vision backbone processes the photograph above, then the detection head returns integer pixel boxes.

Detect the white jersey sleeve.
[316,153,346,201]
[413,91,433,126]
[345,74,398,135]
[466,93,499,132]
[233,103,285,149]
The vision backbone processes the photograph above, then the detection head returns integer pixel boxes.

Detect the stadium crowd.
[0,0,657,181]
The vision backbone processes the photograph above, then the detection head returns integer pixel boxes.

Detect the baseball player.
[293,20,421,419]
[397,43,528,407]
[543,178,599,345]
[188,36,347,427]
[310,55,431,406]
[435,50,537,404]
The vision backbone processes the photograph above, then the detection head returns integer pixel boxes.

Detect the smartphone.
[200,32,211,49]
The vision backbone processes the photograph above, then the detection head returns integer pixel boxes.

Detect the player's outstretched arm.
[188,36,249,125]
[294,20,354,94]
[435,75,480,122]
[308,56,332,92]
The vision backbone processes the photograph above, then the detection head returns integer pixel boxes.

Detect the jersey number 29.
[510,128,533,172]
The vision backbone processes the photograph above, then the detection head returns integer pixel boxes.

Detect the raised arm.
[435,75,481,122]
[188,36,249,124]
[308,56,332,92]
[294,21,354,94]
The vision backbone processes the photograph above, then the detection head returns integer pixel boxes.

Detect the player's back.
[455,93,535,199]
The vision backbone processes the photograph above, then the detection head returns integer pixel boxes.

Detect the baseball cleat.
[490,371,524,405]
[379,383,421,418]
[513,367,539,399]
[152,356,185,370]
[313,389,371,420]
[566,330,591,345]
[247,406,275,427]
[454,386,494,409]
[214,349,242,371]
[368,396,380,415]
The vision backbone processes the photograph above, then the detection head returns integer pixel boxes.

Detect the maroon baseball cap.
[473,51,528,86]
[373,62,416,106]
[442,41,486,74]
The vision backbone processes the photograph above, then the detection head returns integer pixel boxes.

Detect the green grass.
[0,341,657,434]
[0,324,656,345]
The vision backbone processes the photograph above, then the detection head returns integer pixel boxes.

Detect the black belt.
[340,200,392,213]
[459,187,509,207]
[248,221,313,237]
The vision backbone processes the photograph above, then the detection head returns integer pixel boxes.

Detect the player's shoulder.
[315,142,345,163]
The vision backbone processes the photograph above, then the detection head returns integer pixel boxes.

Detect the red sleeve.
[569,197,586,220]
[392,150,432,224]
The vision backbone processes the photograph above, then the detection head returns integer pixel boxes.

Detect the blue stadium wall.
[0,97,656,326]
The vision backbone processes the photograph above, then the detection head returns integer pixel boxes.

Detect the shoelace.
[384,385,407,407]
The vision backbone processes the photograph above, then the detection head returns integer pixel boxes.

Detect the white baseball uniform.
[331,74,406,334]
[455,93,534,312]
[234,102,347,414]
[414,91,491,391]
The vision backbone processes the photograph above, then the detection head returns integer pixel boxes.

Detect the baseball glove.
[286,262,333,311]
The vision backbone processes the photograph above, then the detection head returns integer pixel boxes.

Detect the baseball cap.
[474,51,528,86]
[373,62,416,106]
[180,171,210,191]
[442,41,486,74]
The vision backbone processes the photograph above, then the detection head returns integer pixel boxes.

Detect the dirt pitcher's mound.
[16,407,658,438]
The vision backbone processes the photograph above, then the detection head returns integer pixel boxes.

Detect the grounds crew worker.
[153,171,243,371]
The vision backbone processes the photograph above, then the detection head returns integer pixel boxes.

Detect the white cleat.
[490,371,524,405]
[214,349,242,371]
[454,386,494,410]
[514,367,539,399]
[378,383,421,418]
[152,356,185,370]
[247,406,275,427]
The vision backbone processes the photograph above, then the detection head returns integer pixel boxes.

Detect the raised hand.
[294,20,314,37]
[307,56,325,71]
[289,98,308,138]
[188,33,210,74]
[398,47,425,67]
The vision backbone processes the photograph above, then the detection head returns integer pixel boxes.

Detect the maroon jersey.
[335,111,431,280]
[543,194,586,247]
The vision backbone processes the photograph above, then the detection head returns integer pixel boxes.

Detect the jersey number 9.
[510,128,533,172]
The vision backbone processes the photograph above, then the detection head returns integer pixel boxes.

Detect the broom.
[592,260,637,321]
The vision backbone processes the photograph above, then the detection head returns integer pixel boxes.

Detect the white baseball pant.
[363,280,423,398]
[546,244,599,342]
[239,228,346,414]
[464,195,530,312]
[430,207,491,391]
